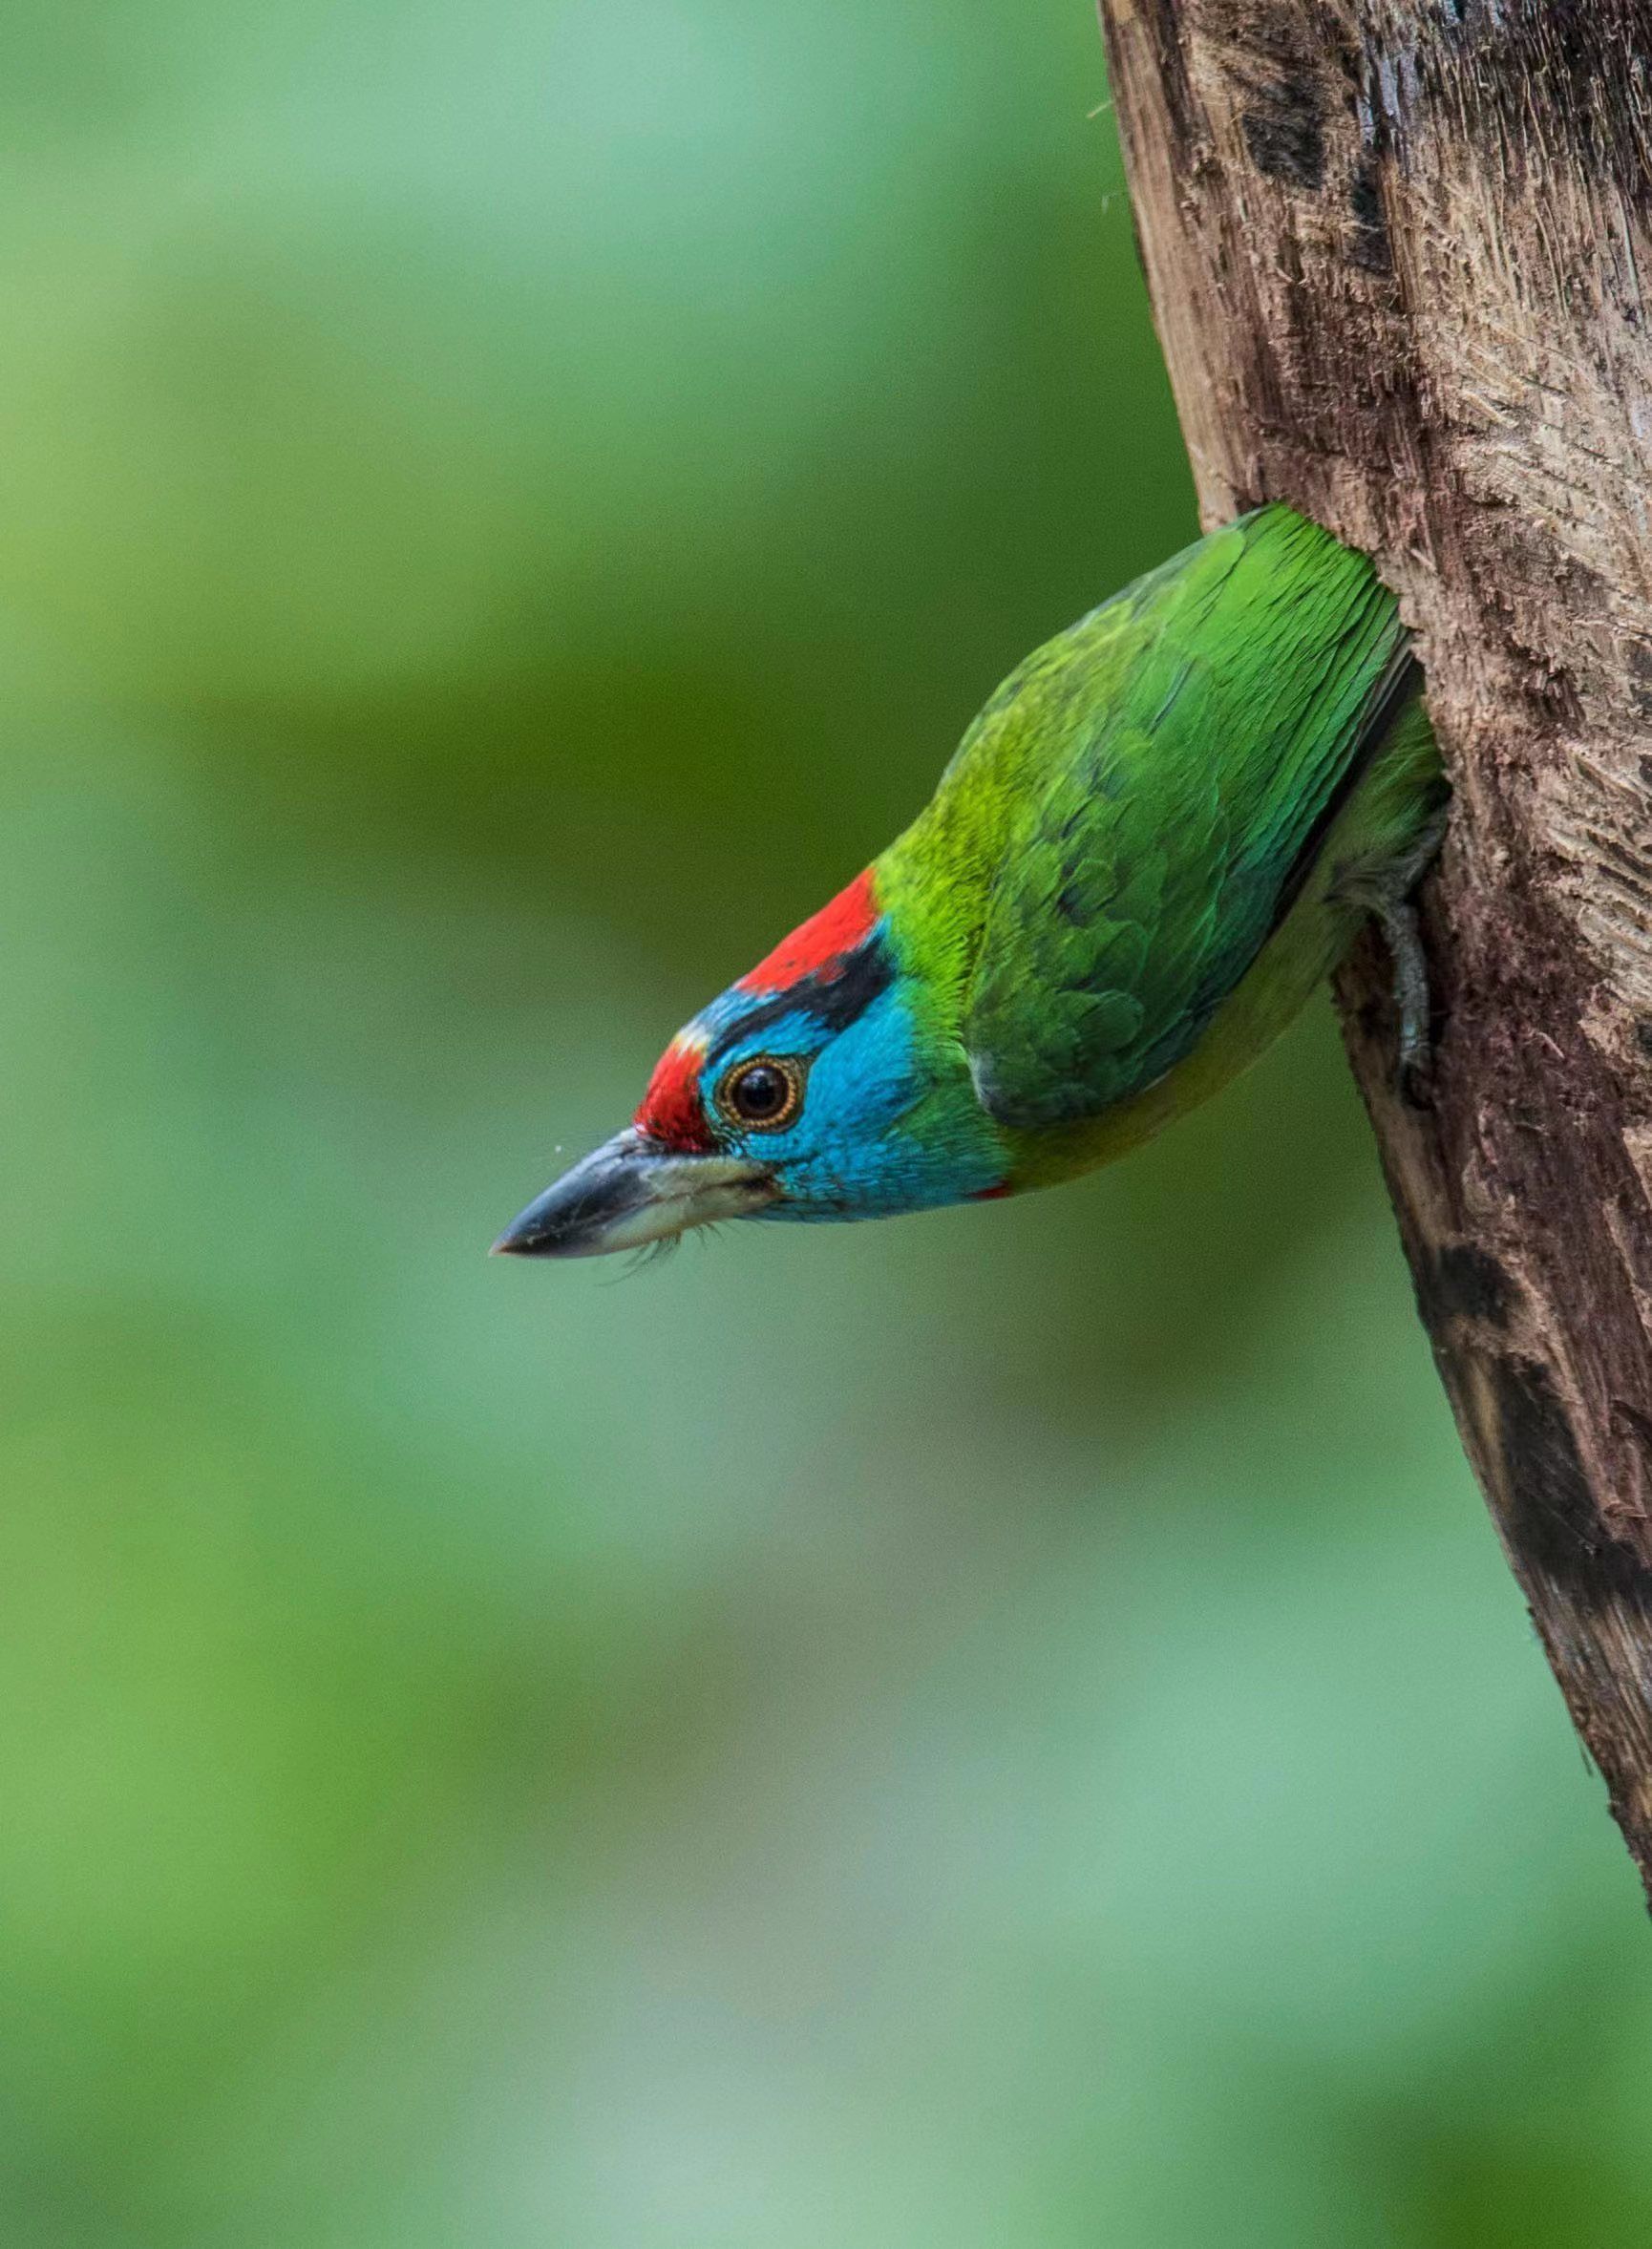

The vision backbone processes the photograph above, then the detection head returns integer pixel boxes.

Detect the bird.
[494,504,1447,1261]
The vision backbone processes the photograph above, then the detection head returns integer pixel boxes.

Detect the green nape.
[875,503,1447,1191]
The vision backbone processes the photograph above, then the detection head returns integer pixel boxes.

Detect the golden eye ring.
[715,1054,805,1133]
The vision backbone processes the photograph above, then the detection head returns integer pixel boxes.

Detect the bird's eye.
[716,1055,804,1132]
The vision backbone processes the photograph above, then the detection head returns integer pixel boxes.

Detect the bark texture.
[1098,0,1652,1893]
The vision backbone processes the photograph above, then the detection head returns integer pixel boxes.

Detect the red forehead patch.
[735,868,879,994]
[635,1034,715,1153]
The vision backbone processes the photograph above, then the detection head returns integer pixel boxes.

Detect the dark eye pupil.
[734,1064,788,1120]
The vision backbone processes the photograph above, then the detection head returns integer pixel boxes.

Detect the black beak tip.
[489,1132,766,1264]
[489,1207,560,1259]
[488,1141,652,1262]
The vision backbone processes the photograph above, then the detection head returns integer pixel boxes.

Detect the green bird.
[496,505,1446,1259]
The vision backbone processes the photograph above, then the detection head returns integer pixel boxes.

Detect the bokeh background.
[4,2,1649,2243]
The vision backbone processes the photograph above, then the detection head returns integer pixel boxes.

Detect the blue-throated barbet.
[495,505,1446,1259]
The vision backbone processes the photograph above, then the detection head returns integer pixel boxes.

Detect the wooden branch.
[1097,0,1652,1896]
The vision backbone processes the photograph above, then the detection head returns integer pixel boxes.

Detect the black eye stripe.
[707,933,894,1069]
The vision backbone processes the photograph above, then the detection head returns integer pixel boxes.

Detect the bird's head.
[494,869,1009,1259]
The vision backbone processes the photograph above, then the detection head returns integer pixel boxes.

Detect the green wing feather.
[951,507,1417,1131]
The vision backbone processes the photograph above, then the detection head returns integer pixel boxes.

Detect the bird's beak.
[491,1128,778,1260]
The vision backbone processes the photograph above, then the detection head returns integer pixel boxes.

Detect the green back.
[877,505,1415,1131]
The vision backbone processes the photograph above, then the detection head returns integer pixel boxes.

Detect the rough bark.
[1097,0,1652,1896]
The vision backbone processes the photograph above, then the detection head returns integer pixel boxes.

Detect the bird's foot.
[1374,891,1434,1108]
[1341,810,1449,1107]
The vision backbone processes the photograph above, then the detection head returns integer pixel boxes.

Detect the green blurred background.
[3,3,1647,2243]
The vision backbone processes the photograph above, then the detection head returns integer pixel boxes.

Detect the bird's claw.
[1397,1043,1435,1112]
[1375,890,1437,1109]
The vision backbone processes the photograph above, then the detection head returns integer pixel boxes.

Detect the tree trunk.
[1097,0,1652,1897]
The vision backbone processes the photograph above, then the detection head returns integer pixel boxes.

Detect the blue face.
[494,908,1014,1262]
[696,985,994,1220]
[639,923,1009,1222]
